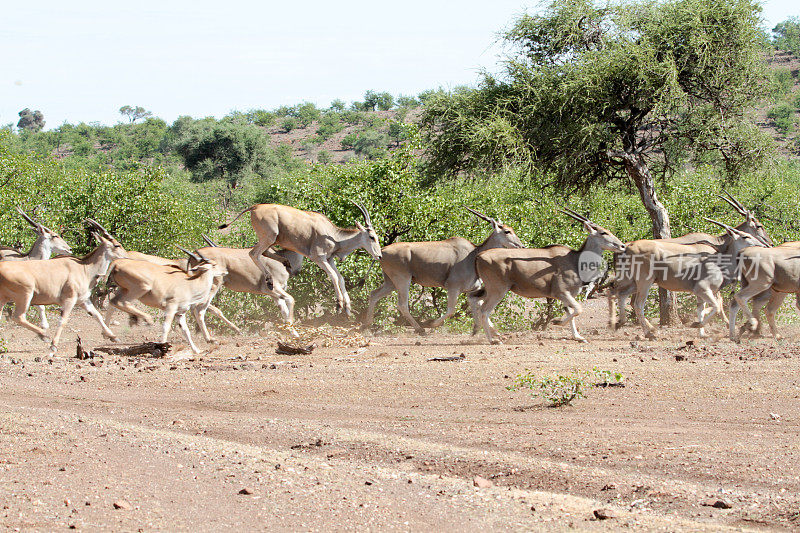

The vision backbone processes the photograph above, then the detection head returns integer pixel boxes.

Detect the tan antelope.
[610,192,772,329]
[185,235,304,338]
[219,202,381,316]
[105,248,228,354]
[363,208,523,334]
[736,240,800,337]
[1,207,73,330]
[622,219,769,339]
[729,241,800,342]
[0,219,126,354]
[474,208,626,343]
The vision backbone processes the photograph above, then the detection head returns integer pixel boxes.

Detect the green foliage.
[770,68,795,99]
[341,132,358,150]
[421,0,771,185]
[288,102,320,127]
[119,105,152,123]
[172,120,273,186]
[0,131,215,256]
[17,108,45,132]
[316,114,344,139]
[396,94,420,107]
[509,368,624,406]
[281,117,298,133]
[767,103,798,134]
[772,17,800,56]
[329,99,346,111]
[509,370,586,407]
[353,129,389,159]
[0,337,7,354]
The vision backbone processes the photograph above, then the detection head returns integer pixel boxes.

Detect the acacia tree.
[17,108,45,132]
[421,0,771,323]
[119,105,152,123]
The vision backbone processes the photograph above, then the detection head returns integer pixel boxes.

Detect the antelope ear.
[355,222,366,232]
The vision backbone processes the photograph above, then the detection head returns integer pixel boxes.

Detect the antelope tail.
[218,206,256,230]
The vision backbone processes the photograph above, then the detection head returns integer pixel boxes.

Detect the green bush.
[767,103,797,134]
[281,117,298,133]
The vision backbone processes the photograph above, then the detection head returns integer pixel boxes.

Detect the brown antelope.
[0,219,126,354]
[1,207,73,330]
[729,240,800,342]
[363,208,523,334]
[186,235,304,338]
[219,202,381,316]
[623,219,769,339]
[105,248,228,354]
[474,208,626,343]
[610,192,772,329]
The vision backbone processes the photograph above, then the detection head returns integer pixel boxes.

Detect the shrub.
[281,117,298,133]
[767,103,797,134]
[340,132,358,150]
[509,371,586,407]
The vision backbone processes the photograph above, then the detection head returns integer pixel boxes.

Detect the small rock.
[703,498,733,509]
[238,488,254,495]
[593,508,616,520]
[112,500,132,510]
[769,413,781,420]
[675,354,685,362]
[601,483,616,491]
[414,341,422,346]
[34,356,42,363]
[473,475,494,488]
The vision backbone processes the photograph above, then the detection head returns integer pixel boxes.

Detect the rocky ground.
[1,298,799,531]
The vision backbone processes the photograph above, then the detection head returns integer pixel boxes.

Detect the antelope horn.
[466,207,494,224]
[351,201,372,226]
[202,234,219,247]
[559,208,592,226]
[176,245,201,263]
[703,217,734,231]
[16,207,40,228]
[718,191,749,217]
[85,218,113,238]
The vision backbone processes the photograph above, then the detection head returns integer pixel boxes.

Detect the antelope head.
[467,207,523,248]
[85,218,127,262]
[560,207,626,253]
[17,206,72,255]
[178,246,228,278]
[718,191,773,246]
[705,217,770,254]
[352,201,382,260]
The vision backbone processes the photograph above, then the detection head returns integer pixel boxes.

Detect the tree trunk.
[622,153,680,326]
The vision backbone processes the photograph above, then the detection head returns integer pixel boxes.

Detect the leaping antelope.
[0,207,73,330]
[105,247,228,354]
[0,219,126,354]
[364,208,523,334]
[186,235,304,338]
[474,208,626,343]
[219,202,381,316]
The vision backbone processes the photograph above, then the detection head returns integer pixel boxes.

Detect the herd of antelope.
[0,192,798,355]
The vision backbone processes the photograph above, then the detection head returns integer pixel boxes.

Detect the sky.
[1,0,797,129]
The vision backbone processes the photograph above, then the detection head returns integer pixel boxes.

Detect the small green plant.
[508,368,625,406]
[592,367,624,387]
[0,338,8,354]
[508,370,586,407]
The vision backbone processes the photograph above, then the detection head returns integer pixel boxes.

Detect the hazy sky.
[2,0,797,129]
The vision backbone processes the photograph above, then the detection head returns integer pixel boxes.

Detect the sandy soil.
[1,298,799,531]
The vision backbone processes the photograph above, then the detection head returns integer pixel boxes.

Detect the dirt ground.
[1,298,799,532]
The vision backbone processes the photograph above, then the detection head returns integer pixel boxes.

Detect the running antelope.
[364,208,523,334]
[610,191,772,329]
[105,248,228,354]
[185,235,304,338]
[0,219,126,354]
[729,241,800,342]
[219,202,381,316]
[474,208,626,343]
[622,219,769,339]
[0,207,73,329]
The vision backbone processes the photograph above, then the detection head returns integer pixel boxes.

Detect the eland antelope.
[474,208,626,343]
[364,208,523,334]
[1,207,73,330]
[219,202,381,316]
[0,219,126,354]
[105,247,228,354]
